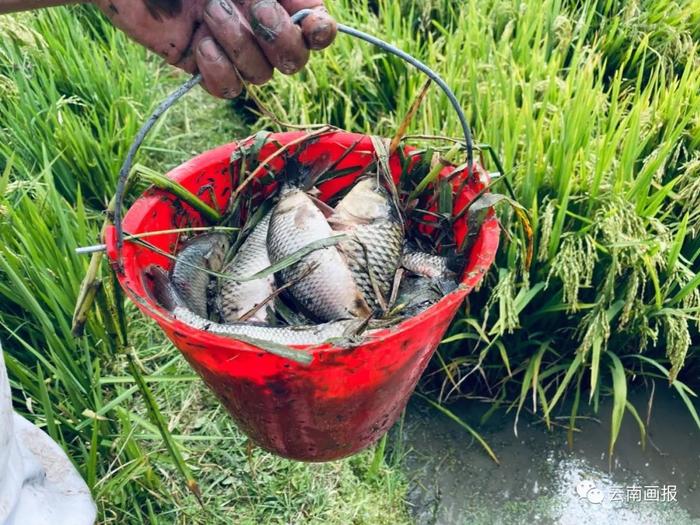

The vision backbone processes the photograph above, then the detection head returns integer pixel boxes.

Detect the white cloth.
[0,345,96,525]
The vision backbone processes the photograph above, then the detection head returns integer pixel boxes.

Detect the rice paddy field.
[0,0,698,523]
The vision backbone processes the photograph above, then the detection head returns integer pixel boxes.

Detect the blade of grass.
[629,355,700,430]
[389,78,432,154]
[135,165,222,223]
[416,393,499,464]
[607,352,627,470]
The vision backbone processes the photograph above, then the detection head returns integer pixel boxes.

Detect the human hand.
[93,0,336,98]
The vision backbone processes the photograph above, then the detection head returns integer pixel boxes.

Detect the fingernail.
[219,0,233,15]
[251,0,283,42]
[278,58,298,74]
[311,23,332,46]
[222,86,241,99]
[206,0,233,18]
[198,38,219,60]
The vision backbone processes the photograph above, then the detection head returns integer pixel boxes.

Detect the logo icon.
[576,479,604,504]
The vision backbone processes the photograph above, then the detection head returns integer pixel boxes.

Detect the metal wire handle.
[112,9,474,261]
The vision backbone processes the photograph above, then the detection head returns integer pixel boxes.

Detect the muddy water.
[400,387,700,525]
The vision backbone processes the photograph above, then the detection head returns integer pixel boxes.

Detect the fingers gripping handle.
[112,11,474,262]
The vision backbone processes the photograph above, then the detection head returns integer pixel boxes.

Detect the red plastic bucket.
[105,130,499,461]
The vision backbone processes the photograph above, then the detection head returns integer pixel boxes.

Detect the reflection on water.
[401,386,700,525]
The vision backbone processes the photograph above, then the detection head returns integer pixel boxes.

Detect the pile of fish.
[149,175,461,347]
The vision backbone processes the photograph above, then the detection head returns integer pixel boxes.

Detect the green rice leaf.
[545,352,584,420]
[667,213,688,274]
[607,352,627,468]
[629,355,700,431]
[416,393,499,465]
[625,400,647,451]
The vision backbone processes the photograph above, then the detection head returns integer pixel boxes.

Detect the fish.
[218,210,275,323]
[171,233,230,318]
[393,274,459,317]
[173,307,361,346]
[401,251,461,280]
[329,177,404,310]
[273,294,317,326]
[148,266,361,346]
[267,186,372,322]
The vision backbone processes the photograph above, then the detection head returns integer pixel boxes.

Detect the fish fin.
[308,194,336,218]
[208,281,224,322]
[203,246,216,267]
[350,293,373,319]
[300,151,334,190]
[327,212,373,227]
[436,277,460,295]
[445,253,467,276]
[280,143,332,190]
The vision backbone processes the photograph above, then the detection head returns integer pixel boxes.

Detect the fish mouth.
[142,265,181,311]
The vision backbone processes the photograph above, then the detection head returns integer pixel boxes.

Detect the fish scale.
[171,233,229,318]
[149,265,361,345]
[219,210,275,323]
[173,307,360,346]
[330,178,404,310]
[401,251,455,279]
[339,220,404,309]
[267,187,371,322]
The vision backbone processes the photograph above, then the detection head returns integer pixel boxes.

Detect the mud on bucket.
[103,16,500,461]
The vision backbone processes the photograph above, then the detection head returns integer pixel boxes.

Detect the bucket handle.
[112,10,475,263]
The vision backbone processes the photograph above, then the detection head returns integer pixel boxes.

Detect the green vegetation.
[0,7,408,524]
[264,0,700,453]
[1,0,699,522]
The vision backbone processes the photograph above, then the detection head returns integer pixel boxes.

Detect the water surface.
[401,386,700,524]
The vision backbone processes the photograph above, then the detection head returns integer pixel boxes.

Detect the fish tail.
[280,148,333,191]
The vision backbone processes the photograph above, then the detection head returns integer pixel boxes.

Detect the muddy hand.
[93,0,337,99]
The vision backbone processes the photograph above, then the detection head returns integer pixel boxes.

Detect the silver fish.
[171,233,229,318]
[329,177,404,310]
[267,187,371,322]
[401,251,458,280]
[218,210,275,323]
[173,307,361,346]
[149,266,361,346]
[394,274,459,317]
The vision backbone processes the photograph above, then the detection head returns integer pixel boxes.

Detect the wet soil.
[401,386,700,525]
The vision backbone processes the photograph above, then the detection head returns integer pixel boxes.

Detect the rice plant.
[0,6,409,523]
[1,0,699,521]
[259,0,700,458]
[0,6,158,205]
